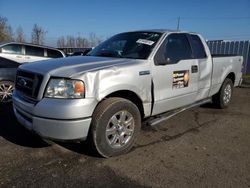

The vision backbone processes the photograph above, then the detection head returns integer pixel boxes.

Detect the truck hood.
[19,56,141,78]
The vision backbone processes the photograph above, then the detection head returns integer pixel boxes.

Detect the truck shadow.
[0,103,100,157]
[0,103,217,157]
[0,103,49,148]
[56,141,100,157]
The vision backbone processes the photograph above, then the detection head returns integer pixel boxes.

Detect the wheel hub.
[223,84,232,104]
[0,82,14,103]
[105,110,135,148]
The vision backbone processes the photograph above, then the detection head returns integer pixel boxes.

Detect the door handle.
[191,65,198,73]
[25,56,30,59]
[16,55,22,58]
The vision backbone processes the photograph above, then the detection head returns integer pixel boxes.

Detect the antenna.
[177,17,180,31]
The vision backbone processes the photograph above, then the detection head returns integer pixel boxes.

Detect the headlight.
[44,78,85,99]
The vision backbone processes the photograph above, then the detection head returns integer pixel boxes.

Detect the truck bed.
[210,55,243,96]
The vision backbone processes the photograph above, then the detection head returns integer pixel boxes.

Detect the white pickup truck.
[13,30,243,157]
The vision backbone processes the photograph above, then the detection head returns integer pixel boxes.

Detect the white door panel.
[0,43,24,63]
[152,33,199,115]
[23,56,49,63]
[0,53,24,63]
[152,59,199,115]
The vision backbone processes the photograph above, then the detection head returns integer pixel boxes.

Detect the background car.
[68,48,92,56]
[0,42,65,63]
[0,57,20,103]
[0,43,66,104]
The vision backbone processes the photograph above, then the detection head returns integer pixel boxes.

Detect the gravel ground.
[0,87,250,188]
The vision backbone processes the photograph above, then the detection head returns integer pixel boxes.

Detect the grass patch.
[243,74,250,79]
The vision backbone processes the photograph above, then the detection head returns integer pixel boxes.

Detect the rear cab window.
[25,45,44,57]
[189,34,207,59]
[0,44,22,54]
[47,49,63,58]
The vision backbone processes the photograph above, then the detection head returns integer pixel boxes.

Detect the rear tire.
[89,97,141,158]
[212,78,233,109]
[0,80,14,104]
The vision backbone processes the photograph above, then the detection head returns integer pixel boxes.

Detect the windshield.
[88,32,162,59]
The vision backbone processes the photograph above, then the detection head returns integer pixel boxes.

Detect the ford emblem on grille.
[18,78,27,87]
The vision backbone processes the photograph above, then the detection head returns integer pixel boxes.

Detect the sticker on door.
[172,70,189,89]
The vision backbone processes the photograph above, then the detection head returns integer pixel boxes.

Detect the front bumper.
[12,91,97,141]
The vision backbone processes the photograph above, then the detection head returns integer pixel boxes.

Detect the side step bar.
[149,98,212,126]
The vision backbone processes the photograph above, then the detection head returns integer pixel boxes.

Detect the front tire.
[212,78,233,109]
[90,97,141,158]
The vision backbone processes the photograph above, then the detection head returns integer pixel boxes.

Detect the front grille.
[15,70,43,100]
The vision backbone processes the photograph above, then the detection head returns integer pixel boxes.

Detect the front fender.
[97,84,142,101]
[79,64,152,103]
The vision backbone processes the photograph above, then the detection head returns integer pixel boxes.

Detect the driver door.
[152,33,199,115]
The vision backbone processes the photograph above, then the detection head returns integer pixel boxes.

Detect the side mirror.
[157,59,168,65]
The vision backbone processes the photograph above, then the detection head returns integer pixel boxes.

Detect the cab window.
[189,35,207,59]
[1,44,22,54]
[155,34,194,65]
[164,34,192,61]
[25,45,44,57]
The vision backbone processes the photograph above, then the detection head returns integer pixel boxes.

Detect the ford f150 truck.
[12,30,243,157]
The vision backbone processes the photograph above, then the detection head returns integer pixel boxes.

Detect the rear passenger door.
[24,45,49,62]
[152,33,199,115]
[188,34,212,101]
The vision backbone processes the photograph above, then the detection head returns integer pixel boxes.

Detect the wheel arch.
[225,72,235,85]
[101,90,145,119]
